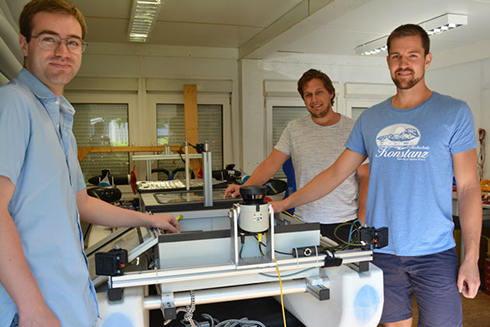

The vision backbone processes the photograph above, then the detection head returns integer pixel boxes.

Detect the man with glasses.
[29,33,87,54]
[0,1,179,326]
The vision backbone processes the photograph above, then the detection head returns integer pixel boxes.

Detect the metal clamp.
[306,277,330,301]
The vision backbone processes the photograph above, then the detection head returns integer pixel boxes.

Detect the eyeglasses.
[28,33,87,54]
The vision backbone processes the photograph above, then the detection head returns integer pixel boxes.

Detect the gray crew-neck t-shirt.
[275,114,360,224]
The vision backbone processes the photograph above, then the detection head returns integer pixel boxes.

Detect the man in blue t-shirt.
[272,24,482,327]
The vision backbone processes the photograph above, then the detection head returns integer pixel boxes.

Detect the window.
[351,106,369,121]
[271,106,308,179]
[155,104,223,179]
[73,103,129,183]
[344,83,395,121]
[345,99,382,122]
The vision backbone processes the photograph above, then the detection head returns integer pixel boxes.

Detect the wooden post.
[184,84,201,175]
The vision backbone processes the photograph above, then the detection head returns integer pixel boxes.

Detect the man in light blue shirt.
[0,1,179,326]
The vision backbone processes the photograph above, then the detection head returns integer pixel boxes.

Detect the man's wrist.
[461,251,479,265]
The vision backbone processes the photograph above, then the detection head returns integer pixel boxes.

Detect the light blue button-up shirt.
[0,69,98,327]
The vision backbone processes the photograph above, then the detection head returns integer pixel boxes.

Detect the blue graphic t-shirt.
[346,92,476,256]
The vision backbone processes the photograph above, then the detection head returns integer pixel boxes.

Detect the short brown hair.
[387,24,430,56]
[297,69,335,106]
[20,0,87,41]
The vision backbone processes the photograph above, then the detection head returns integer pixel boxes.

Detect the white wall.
[239,50,490,180]
[65,42,241,178]
[427,61,482,126]
[240,53,393,173]
[3,0,490,178]
[427,58,490,178]
[71,46,394,176]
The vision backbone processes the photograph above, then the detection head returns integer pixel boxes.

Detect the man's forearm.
[0,212,46,316]
[279,149,366,211]
[453,149,482,262]
[78,194,149,227]
[243,166,274,187]
[458,186,482,262]
[356,164,369,224]
[243,151,288,187]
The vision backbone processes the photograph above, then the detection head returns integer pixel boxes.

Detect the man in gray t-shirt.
[224,69,369,242]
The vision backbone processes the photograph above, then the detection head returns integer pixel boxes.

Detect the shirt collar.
[16,68,75,116]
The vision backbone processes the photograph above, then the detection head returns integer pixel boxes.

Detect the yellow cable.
[91,190,101,200]
[274,257,287,327]
[282,210,301,221]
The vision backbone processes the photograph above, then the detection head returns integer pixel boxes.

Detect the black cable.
[83,223,92,242]
[257,238,265,256]
[320,221,365,252]
[177,142,198,165]
[253,234,293,256]
[252,234,266,256]
[275,249,293,256]
[177,143,186,164]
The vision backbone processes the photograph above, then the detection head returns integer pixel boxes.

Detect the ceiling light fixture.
[128,0,162,42]
[355,36,388,57]
[420,13,468,36]
[355,13,468,56]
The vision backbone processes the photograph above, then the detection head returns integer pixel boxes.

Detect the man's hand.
[270,200,287,215]
[147,214,180,233]
[224,184,241,198]
[457,259,480,298]
[19,302,60,327]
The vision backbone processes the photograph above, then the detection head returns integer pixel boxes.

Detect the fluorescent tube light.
[421,13,468,36]
[128,0,162,42]
[355,13,468,56]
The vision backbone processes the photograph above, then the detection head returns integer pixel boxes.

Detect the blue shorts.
[10,314,18,327]
[373,248,462,327]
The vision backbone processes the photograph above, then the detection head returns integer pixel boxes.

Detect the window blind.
[156,103,223,180]
[272,106,308,179]
[73,103,129,183]
[351,107,368,121]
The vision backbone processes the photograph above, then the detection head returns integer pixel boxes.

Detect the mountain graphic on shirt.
[377,127,419,142]
[376,124,421,149]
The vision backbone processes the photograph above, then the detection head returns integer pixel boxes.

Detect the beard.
[309,109,328,119]
[392,69,423,90]
[307,104,330,119]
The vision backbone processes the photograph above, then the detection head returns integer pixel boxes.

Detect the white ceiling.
[68,0,490,59]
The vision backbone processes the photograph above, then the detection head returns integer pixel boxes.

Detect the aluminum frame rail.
[109,248,372,289]
[142,277,330,309]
